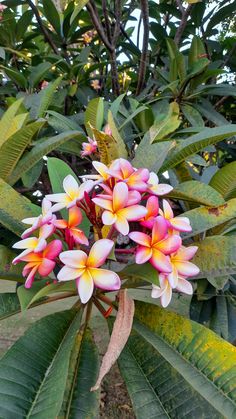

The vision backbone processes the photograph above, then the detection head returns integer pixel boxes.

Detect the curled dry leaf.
[91,289,134,391]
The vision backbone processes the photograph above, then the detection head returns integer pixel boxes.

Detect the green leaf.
[59,328,99,418]
[205,1,236,36]
[1,66,27,89]
[181,198,236,237]
[150,102,181,143]
[0,98,24,147]
[0,121,45,182]
[16,10,33,41]
[10,131,84,185]
[42,0,61,35]
[192,236,236,278]
[85,97,104,137]
[0,178,40,236]
[47,110,82,133]
[47,157,90,235]
[132,130,175,172]
[167,180,225,206]
[0,293,21,321]
[129,301,236,418]
[195,99,229,126]
[181,104,204,127]
[0,245,24,282]
[36,76,63,118]
[21,160,44,188]
[70,0,89,25]
[120,263,159,287]
[161,125,236,171]
[107,110,127,158]
[188,36,206,67]
[209,162,236,201]
[0,309,83,418]
[28,62,54,88]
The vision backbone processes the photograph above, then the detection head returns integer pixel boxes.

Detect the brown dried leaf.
[91,289,134,391]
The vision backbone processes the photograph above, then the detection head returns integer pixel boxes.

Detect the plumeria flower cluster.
[12,158,199,308]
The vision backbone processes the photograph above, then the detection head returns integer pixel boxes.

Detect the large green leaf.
[0,245,24,282]
[0,121,45,182]
[42,0,61,35]
[192,236,236,278]
[28,62,54,88]
[126,301,236,418]
[181,198,236,237]
[59,328,99,418]
[0,293,21,321]
[209,162,236,201]
[85,97,104,137]
[10,131,84,185]
[120,263,159,287]
[167,180,225,206]
[0,178,40,236]
[132,130,175,172]
[161,125,236,172]
[37,76,63,118]
[150,102,181,143]
[1,66,27,89]
[0,309,83,418]
[205,1,236,36]
[0,99,24,147]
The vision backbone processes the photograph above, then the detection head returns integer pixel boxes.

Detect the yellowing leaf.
[90,125,121,165]
[107,110,128,159]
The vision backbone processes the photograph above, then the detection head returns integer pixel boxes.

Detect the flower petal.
[155,235,182,255]
[89,268,121,291]
[174,245,198,261]
[93,161,110,180]
[163,199,173,219]
[129,232,151,247]
[43,240,62,259]
[151,216,168,244]
[87,239,114,267]
[71,229,89,246]
[54,219,68,229]
[115,216,129,235]
[46,193,68,204]
[150,249,172,273]
[146,196,159,218]
[38,259,55,276]
[167,265,178,288]
[25,265,38,289]
[58,266,85,281]
[136,246,152,264]
[59,250,87,268]
[151,285,165,299]
[34,238,47,253]
[92,197,113,211]
[119,205,147,221]
[160,280,172,308]
[63,175,79,199]
[127,190,141,206]
[68,206,82,227]
[170,217,192,232]
[77,180,94,200]
[12,237,38,249]
[176,277,193,295]
[112,182,128,212]
[174,261,200,277]
[76,270,94,303]
[102,210,116,225]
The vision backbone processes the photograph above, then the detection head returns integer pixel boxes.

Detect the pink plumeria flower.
[140,196,159,229]
[93,182,147,235]
[160,200,192,233]
[98,183,141,206]
[129,216,182,273]
[152,272,193,308]
[81,137,97,157]
[168,245,199,287]
[12,224,54,263]
[108,158,150,192]
[147,172,173,196]
[18,240,62,289]
[54,206,88,246]
[21,198,56,239]
[57,239,120,303]
[46,175,94,212]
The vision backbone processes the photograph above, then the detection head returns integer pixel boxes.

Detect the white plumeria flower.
[46,175,94,212]
[21,198,55,239]
[147,172,173,196]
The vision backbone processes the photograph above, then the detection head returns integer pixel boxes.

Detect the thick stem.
[174,3,193,46]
